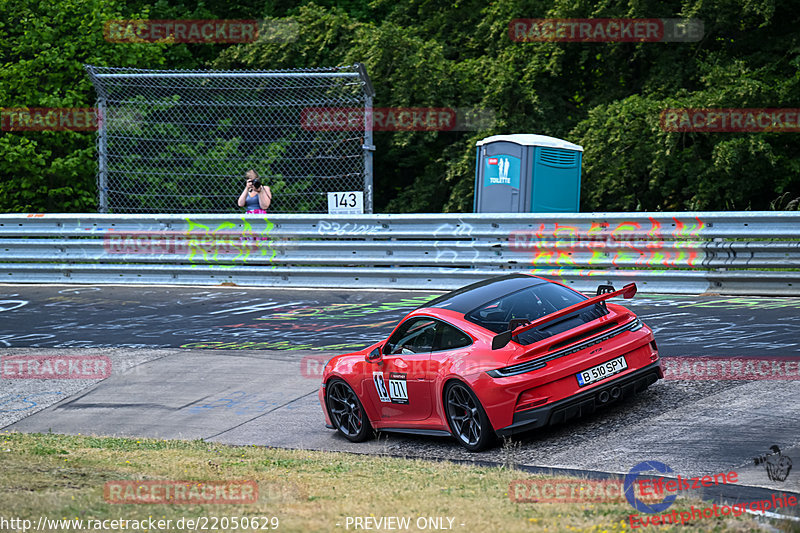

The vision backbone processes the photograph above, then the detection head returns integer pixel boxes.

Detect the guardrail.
[1,212,798,295]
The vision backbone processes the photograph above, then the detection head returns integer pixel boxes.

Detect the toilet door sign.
[484,154,521,188]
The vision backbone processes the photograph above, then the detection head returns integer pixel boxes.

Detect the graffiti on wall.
[185,217,277,267]
[509,217,707,270]
[253,296,435,321]
[103,216,278,267]
[179,340,367,351]
[433,220,480,266]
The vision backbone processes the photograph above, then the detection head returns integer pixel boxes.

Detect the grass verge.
[0,431,788,532]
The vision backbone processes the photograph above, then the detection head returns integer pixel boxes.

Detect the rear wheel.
[326,379,373,442]
[444,381,494,452]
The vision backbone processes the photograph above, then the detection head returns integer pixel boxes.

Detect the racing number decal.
[388,372,408,404]
[373,372,390,402]
[373,372,409,404]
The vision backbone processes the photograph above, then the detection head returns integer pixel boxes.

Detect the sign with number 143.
[327,192,364,214]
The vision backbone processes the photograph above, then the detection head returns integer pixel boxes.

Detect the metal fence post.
[364,93,375,214]
[357,63,375,214]
[97,98,108,213]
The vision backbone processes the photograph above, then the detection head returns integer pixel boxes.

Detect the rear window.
[465,283,608,344]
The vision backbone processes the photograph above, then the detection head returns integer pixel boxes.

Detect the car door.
[365,317,435,422]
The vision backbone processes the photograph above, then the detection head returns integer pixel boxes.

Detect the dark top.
[244,193,261,211]
[423,274,548,314]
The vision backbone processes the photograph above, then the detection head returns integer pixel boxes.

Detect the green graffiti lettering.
[180,339,367,351]
[183,216,277,268]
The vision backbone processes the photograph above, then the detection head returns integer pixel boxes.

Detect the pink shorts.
[246,209,268,214]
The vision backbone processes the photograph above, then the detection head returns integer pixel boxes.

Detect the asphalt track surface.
[1,284,799,506]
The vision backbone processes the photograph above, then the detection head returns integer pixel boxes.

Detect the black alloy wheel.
[326,379,373,442]
[444,381,494,452]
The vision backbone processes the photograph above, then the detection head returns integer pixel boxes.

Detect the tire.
[444,380,495,452]
[326,379,373,443]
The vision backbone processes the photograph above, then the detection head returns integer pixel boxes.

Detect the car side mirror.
[366,346,383,365]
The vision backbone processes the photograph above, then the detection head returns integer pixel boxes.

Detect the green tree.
[0,0,167,212]
[4,0,800,213]
[567,0,800,211]
[214,4,492,212]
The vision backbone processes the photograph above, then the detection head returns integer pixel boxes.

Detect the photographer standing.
[237,169,272,213]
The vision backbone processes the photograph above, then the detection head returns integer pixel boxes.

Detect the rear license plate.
[576,356,628,387]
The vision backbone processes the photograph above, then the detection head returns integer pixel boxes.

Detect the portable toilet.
[474,134,583,213]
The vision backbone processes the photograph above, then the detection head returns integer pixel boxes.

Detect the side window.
[384,318,437,355]
[433,322,472,352]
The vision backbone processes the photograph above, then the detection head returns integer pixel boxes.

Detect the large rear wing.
[491,283,637,350]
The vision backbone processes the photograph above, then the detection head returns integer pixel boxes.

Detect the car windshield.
[465,283,608,344]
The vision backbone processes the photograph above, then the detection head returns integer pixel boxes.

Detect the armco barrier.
[0,212,798,295]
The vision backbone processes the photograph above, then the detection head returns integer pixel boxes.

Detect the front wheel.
[444,381,495,452]
[326,379,373,442]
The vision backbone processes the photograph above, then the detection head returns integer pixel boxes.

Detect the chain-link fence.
[85,64,374,214]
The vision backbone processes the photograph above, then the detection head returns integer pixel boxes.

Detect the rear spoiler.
[491,283,637,350]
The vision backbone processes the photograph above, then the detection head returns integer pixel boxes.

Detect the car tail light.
[649,340,659,361]
[515,390,550,412]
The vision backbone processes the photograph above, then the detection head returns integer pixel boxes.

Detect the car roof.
[422,274,548,314]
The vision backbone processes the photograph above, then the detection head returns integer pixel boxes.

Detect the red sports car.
[319,274,662,451]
